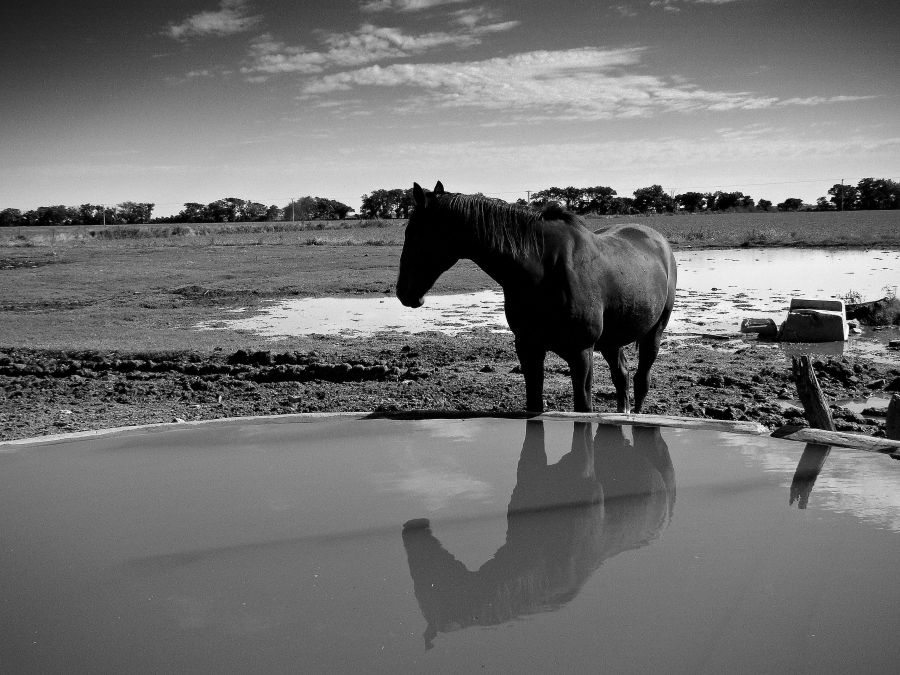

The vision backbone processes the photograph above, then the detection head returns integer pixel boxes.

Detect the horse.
[396,181,677,413]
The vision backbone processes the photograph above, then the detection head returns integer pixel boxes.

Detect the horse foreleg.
[515,340,546,413]
[566,348,594,412]
[600,346,630,413]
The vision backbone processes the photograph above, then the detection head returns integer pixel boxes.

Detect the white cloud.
[297,47,875,121]
[242,19,519,77]
[361,0,469,12]
[298,48,780,119]
[612,5,639,18]
[778,95,877,106]
[650,0,744,10]
[165,0,261,40]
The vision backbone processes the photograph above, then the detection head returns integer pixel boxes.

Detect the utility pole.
[291,198,295,222]
[839,178,844,211]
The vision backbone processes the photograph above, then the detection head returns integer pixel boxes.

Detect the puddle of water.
[194,248,900,356]
[200,290,508,337]
[834,395,892,416]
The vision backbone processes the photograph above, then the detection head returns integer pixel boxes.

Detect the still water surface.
[196,248,898,339]
[2,417,898,671]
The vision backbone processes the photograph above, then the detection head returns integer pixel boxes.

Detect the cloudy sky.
[1,0,897,215]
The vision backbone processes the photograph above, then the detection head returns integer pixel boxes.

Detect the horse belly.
[504,293,601,349]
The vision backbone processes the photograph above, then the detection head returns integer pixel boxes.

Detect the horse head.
[396,180,460,308]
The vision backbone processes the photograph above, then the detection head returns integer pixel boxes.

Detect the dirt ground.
[2,330,898,441]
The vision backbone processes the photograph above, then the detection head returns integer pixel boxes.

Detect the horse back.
[589,223,676,292]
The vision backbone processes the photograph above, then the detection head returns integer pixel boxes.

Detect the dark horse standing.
[396,182,677,413]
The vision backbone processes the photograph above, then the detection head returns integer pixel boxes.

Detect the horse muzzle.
[398,293,424,308]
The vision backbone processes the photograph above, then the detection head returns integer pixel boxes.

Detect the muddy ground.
[2,331,898,441]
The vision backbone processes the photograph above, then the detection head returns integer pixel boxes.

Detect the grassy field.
[594,210,899,247]
[0,210,897,352]
[2,209,897,250]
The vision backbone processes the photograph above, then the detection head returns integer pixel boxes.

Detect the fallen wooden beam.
[538,411,768,435]
[772,425,900,457]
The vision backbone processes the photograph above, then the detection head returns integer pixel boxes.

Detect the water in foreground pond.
[196,247,899,355]
[2,418,899,671]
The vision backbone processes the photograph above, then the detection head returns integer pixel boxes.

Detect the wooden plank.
[772,426,900,456]
[538,411,769,435]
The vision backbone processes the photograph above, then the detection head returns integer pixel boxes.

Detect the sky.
[1,0,898,216]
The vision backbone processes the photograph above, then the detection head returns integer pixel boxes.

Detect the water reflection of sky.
[717,433,900,532]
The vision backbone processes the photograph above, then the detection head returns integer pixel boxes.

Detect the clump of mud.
[847,297,900,326]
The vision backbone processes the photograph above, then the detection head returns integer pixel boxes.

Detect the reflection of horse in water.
[402,421,675,649]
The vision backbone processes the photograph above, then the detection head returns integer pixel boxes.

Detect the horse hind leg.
[634,311,670,413]
[599,345,630,414]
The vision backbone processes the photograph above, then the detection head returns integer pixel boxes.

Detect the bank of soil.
[2,332,897,441]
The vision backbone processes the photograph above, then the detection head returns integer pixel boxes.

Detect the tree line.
[521,177,898,215]
[2,177,896,227]
[0,196,354,227]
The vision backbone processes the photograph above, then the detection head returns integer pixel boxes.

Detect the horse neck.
[442,203,545,287]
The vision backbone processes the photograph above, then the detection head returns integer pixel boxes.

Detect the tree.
[609,196,636,215]
[0,208,23,226]
[580,186,617,214]
[737,194,755,210]
[560,186,583,211]
[632,185,674,214]
[360,188,411,218]
[35,205,73,225]
[757,199,772,211]
[675,192,705,212]
[284,196,354,220]
[815,197,835,211]
[855,177,899,210]
[777,197,804,211]
[176,203,206,222]
[239,201,267,221]
[116,201,154,224]
[330,199,353,219]
[706,191,752,212]
[827,183,859,210]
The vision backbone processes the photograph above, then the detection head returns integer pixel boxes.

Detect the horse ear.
[433,181,445,195]
[412,182,427,208]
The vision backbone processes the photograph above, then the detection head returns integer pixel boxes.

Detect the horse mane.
[439,194,582,259]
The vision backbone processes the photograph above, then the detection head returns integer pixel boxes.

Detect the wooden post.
[789,355,834,509]
[887,394,900,441]
[791,355,835,431]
